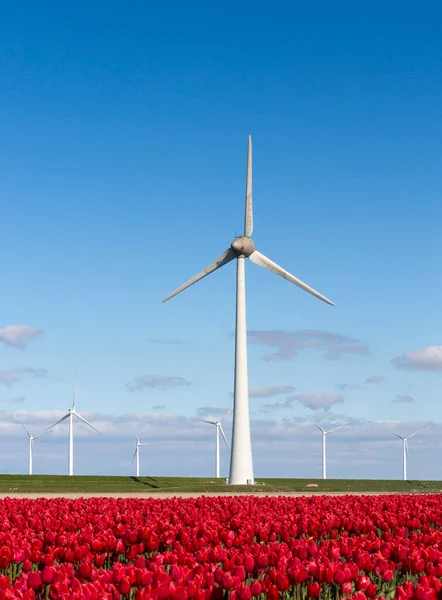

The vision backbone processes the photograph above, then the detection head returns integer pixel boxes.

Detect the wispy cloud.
[326,345,370,360]
[249,386,295,398]
[0,326,42,349]
[0,368,49,387]
[248,330,369,361]
[126,375,191,392]
[392,346,442,372]
[336,383,359,391]
[196,406,231,419]
[289,393,344,411]
[366,375,385,384]
[393,394,415,404]
[1,396,25,404]
[263,398,295,411]
[147,339,185,346]
[152,404,166,411]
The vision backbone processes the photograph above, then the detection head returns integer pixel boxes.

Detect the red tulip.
[237,584,252,600]
[250,581,262,596]
[221,573,234,590]
[341,582,353,596]
[307,582,321,598]
[27,571,42,590]
[41,566,54,585]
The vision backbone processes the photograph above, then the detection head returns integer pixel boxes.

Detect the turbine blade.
[47,413,70,430]
[72,375,78,410]
[198,419,217,425]
[73,412,102,435]
[391,432,404,439]
[249,250,334,306]
[408,422,430,439]
[244,135,253,237]
[220,407,232,424]
[132,424,140,444]
[22,424,31,438]
[220,425,230,450]
[33,430,52,440]
[130,448,137,466]
[326,425,346,434]
[162,248,236,303]
[308,416,324,433]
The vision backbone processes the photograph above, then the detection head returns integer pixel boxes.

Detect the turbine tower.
[22,425,51,475]
[308,417,345,480]
[391,424,428,480]
[199,408,231,478]
[131,428,160,477]
[48,378,101,476]
[162,136,334,484]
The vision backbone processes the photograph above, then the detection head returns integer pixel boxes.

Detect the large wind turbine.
[22,425,51,475]
[199,408,231,478]
[48,379,101,476]
[308,417,346,480]
[131,428,160,478]
[391,424,428,480]
[162,136,334,484]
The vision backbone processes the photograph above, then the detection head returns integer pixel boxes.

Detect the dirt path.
[0,491,403,499]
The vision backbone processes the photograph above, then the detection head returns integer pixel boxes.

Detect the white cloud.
[0,326,42,349]
[0,368,49,387]
[392,346,442,372]
[366,375,385,384]
[196,406,231,419]
[248,329,369,361]
[249,386,295,398]
[126,375,191,392]
[393,394,415,404]
[289,393,344,411]
[1,396,25,404]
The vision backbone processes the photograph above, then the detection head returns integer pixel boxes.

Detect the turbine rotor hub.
[231,236,255,257]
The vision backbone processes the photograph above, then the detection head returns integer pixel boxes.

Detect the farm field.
[0,494,442,598]
[0,474,441,494]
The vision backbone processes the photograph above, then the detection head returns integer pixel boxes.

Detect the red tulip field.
[0,494,441,599]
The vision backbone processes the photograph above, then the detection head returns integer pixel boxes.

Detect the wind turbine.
[48,379,101,476]
[22,425,52,475]
[199,408,231,478]
[391,424,429,480]
[162,136,334,484]
[131,428,160,478]
[308,417,346,480]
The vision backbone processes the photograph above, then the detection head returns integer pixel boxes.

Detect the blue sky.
[1,1,442,478]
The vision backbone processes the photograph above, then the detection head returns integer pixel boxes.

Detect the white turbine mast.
[199,408,231,478]
[391,423,429,481]
[163,136,334,485]
[131,426,160,478]
[22,425,52,476]
[308,417,346,480]
[47,377,101,476]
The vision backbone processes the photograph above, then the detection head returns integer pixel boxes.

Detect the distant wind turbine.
[391,423,429,480]
[131,427,160,478]
[22,425,52,475]
[48,378,101,476]
[199,408,231,478]
[162,136,334,485]
[308,417,346,480]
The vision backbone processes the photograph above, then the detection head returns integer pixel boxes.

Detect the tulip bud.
[41,566,54,585]
[307,582,321,598]
[27,572,42,590]
[250,581,262,596]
